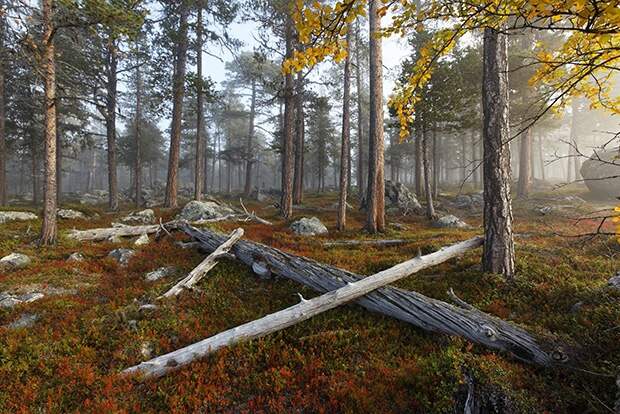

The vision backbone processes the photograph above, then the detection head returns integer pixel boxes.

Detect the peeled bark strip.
[124,236,484,379]
[160,228,243,298]
[182,225,570,367]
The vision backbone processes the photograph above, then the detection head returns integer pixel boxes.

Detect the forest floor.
[0,188,619,413]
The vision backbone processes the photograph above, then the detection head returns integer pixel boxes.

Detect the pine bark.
[164,1,190,208]
[105,37,118,211]
[244,78,257,197]
[134,63,143,207]
[55,106,62,204]
[40,0,58,245]
[0,11,6,206]
[280,12,295,218]
[414,126,422,197]
[482,28,515,279]
[422,128,436,220]
[337,29,352,231]
[292,72,304,204]
[365,0,385,233]
[355,20,366,204]
[516,127,532,198]
[194,9,205,201]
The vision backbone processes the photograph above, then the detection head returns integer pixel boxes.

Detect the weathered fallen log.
[323,239,411,248]
[67,221,183,242]
[160,228,244,298]
[124,236,483,378]
[182,224,571,367]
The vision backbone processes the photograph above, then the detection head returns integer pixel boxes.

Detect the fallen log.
[182,224,571,367]
[67,221,183,242]
[160,228,244,298]
[323,239,411,248]
[124,236,483,378]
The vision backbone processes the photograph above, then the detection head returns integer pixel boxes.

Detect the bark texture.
[422,129,436,220]
[482,28,515,279]
[0,11,6,206]
[280,12,295,218]
[366,0,385,233]
[106,37,118,211]
[164,1,190,208]
[244,78,256,197]
[134,63,143,207]
[355,20,366,203]
[293,72,304,204]
[194,9,205,201]
[337,29,352,231]
[40,0,58,245]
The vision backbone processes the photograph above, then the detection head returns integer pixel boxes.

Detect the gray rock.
[390,222,409,231]
[144,266,177,282]
[432,215,469,229]
[176,200,236,222]
[290,217,328,236]
[454,194,483,209]
[121,209,156,225]
[0,253,31,269]
[0,211,38,224]
[57,209,87,220]
[580,147,620,199]
[385,180,423,214]
[7,313,39,329]
[608,272,620,290]
[67,252,85,262]
[108,249,136,266]
[134,234,150,246]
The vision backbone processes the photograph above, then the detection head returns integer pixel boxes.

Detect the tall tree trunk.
[164,1,189,208]
[482,27,515,279]
[55,106,62,205]
[472,129,480,188]
[538,133,545,182]
[422,128,436,220]
[432,127,439,198]
[31,132,38,205]
[337,29,352,231]
[106,37,118,211]
[292,72,304,204]
[571,98,581,180]
[517,127,532,198]
[0,12,5,206]
[365,0,385,233]
[280,11,295,218]
[134,63,143,207]
[244,78,257,197]
[40,0,58,245]
[414,126,422,197]
[194,8,205,201]
[355,19,366,204]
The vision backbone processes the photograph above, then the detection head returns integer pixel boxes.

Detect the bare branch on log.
[124,236,483,379]
[323,239,411,248]
[181,225,573,367]
[159,228,243,298]
[239,198,273,225]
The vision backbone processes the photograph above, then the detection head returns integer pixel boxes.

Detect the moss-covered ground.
[0,191,618,413]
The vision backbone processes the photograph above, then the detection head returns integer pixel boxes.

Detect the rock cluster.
[290,217,328,236]
[176,200,236,222]
[384,180,423,215]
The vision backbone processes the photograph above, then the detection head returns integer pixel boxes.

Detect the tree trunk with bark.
[293,72,304,204]
[414,126,422,197]
[164,1,190,208]
[337,29,352,231]
[55,105,62,205]
[280,11,295,218]
[0,12,5,206]
[366,0,385,233]
[134,63,143,207]
[355,20,366,204]
[482,28,515,279]
[244,78,257,197]
[432,127,439,199]
[194,8,205,201]
[422,128,436,220]
[517,127,532,198]
[40,0,58,245]
[105,37,119,211]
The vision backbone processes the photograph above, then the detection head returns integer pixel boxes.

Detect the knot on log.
[480,324,497,341]
[551,348,569,363]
